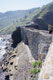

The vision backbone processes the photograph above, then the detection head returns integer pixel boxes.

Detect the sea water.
[0,37,6,59]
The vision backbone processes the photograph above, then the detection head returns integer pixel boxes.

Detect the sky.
[0,0,53,12]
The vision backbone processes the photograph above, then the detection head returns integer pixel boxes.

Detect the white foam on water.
[0,37,3,40]
[0,37,6,59]
[0,49,6,59]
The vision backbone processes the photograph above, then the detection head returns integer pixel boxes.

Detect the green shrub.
[37,61,42,67]
[30,60,41,80]
[48,24,51,31]
[31,77,34,80]
[38,69,40,72]
[32,61,37,67]
[32,68,37,74]
[30,69,33,74]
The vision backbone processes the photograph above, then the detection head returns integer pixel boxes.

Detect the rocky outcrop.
[0,42,35,80]
[12,27,52,60]
[0,27,52,80]
[6,29,52,80]
[38,42,53,80]
[33,19,48,30]
[25,22,39,29]
[12,27,22,48]
[8,42,35,80]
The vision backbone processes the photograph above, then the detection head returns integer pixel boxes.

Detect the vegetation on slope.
[33,2,53,30]
[0,2,53,34]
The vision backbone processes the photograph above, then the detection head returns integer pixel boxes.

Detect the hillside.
[33,2,53,30]
[0,8,39,29]
[0,2,53,34]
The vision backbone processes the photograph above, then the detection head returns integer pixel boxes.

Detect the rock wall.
[38,42,53,80]
[21,27,52,59]
[12,27,22,48]
[12,27,52,59]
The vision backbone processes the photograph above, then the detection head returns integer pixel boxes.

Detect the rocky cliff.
[38,42,53,80]
[0,27,52,80]
[12,27,52,60]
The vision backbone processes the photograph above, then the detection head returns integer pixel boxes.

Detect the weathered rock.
[12,27,52,59]
[38,42,53,80]
[0,27,52,80]
[2,64,7,72]
[43,73,49,79]
[12,27,22,48]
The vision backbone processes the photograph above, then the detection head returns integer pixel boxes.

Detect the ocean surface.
[0,35,11,59]
[0,38,6,59]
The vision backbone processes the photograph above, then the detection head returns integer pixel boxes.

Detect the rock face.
[0,42,35,80]
[12,27,52,60]
[33,19,48,30]
[38,42,53,80]
[25,22,39,29]
[12,27,22,48]
[43,10,53,26]
[10,42,35,80]
[0,27,52,80]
